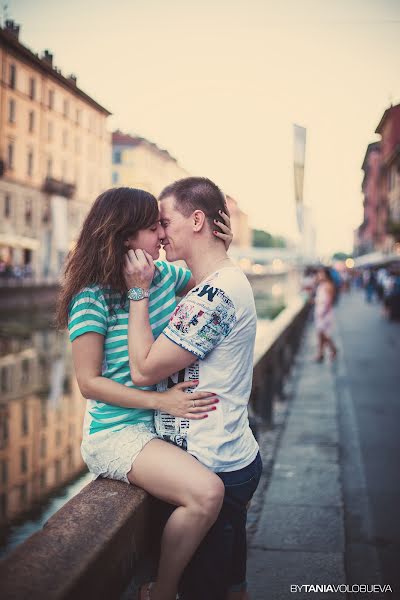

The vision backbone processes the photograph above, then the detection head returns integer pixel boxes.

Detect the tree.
[252,229,286,248]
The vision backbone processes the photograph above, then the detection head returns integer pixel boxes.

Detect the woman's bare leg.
[323,333,337,358]
[127,438,225,600]
[315,331,324,360]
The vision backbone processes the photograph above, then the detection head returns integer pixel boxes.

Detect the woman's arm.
[72,332,217,419]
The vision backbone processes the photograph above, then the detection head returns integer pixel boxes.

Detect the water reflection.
[0,319,87,553]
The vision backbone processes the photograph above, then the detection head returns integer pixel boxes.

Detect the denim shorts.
[218,451,263,589]
[179,451,263,599]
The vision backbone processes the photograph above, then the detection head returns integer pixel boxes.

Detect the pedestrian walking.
[314,267,338,362]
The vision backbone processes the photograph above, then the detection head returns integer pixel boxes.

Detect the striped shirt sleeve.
[168,262,192,295]
[68,287,108,342]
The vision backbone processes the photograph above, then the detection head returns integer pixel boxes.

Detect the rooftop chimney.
[68,74,77,86]
[42,49,53,66]
[4,20,20,39]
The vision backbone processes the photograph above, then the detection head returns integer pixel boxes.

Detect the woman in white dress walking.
[314,267,338,362]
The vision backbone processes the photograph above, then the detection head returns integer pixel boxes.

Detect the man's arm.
[127,297,198,386]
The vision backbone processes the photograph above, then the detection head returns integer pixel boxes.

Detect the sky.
[6,0,400,255]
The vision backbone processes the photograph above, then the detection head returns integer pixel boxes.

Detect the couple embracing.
[57,177,262,600]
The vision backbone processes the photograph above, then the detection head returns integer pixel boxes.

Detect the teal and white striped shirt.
[68,261,191,435]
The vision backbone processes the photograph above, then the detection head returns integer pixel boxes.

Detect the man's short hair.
[159,177,226,231]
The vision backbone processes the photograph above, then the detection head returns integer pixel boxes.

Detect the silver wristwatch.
[127,287,150,301]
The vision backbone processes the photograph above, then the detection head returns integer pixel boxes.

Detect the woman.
[56,187,232,600]
[314,267,338,362]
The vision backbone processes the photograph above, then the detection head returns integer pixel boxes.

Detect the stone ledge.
[0,478,161,600]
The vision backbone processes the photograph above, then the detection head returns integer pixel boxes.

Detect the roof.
[112,130,177,162]
[375,103,400,134]
[112,131,142,147]
[0,25,111,116]
[361,142,380,172]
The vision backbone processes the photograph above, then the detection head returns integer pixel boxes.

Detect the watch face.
[128,288,149,300]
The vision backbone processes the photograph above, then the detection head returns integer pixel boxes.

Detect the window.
[27,150,34,177]
[75,137,80,153]
[113,149,122,164]
[48,89,54,109]
[1,460,8,484]
[8,99,16,123]
[40,399,48,427]
[112,171,119,185]
[7,141,14,170]
[55,430,62,447]
[43,198,51,224]
[19,483,27,506]
[63,99,69,118]
[67,447,74,469]
[29,77,36,100]
[0,411,9,449]
[9,64,16,89]
[62,130,68,148]
[20,448,28,473]
[55,460,62,483]
[40,469,47,490]
[40,437,46,459]
[46,157,53,177]
[25,198,32,225]
[62,160,67,180]
[47,121,53,141]
[28,110,35,133]
[75,108,81,125]
[4,194,11,219]
[21,402,29,435]
[0,494,7,519]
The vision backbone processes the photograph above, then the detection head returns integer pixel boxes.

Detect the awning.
[0,233,40,250]
[354,251,400,268]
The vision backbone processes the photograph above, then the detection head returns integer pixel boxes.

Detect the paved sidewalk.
[247,320,346,600]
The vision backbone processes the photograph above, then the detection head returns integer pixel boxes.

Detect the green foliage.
[252,229,286,248]
[332,252,351,261]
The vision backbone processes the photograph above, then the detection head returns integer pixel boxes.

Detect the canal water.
[0,270,299,557]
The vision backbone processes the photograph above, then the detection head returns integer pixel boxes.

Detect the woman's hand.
[213,207,233,250]
[158,381,219,420]
[124,249,155,290]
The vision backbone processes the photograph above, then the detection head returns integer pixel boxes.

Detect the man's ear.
[192,210,206,232]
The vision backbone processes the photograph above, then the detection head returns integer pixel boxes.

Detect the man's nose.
[158,224,166,239]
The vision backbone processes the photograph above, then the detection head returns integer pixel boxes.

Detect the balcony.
[42,177,75,199]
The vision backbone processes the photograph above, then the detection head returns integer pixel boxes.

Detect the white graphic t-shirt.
[155,266,259,472]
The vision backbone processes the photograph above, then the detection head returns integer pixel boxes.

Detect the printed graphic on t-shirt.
[155,362,199,450]
[164,283,237,359]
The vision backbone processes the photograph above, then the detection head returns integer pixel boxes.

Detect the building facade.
[355,142,382,255]
[112,130,189,197]
[0,21,111,278]
[355,104,400,256]
[0,328,86,524]
[375,103,400,252]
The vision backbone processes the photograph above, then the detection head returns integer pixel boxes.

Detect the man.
[124,177,262,599]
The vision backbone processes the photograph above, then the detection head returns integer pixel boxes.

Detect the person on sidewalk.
[124,177,262,600]
[314,266,338,362]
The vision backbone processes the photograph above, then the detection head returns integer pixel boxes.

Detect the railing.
[0,279,60,312]
[0,298,310,600]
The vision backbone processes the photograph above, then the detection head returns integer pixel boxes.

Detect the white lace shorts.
[81,422,157,484]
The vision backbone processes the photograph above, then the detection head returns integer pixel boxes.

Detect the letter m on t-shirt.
[197,284,218,302]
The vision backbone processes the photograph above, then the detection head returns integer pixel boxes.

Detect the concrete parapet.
[0,299,310,598]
